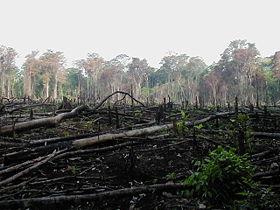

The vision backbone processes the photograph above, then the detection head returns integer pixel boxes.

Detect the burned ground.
[0,96,280,209]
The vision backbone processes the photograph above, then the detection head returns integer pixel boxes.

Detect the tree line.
[0,39,280,106]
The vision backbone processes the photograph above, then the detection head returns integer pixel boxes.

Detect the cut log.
[0,182,187,208]
[0,105,87,135]
[73,112,233,148]
[0,91,144,135]
[73,123,173,148]
[251,132,280,139]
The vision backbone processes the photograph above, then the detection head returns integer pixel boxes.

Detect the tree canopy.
[1,40,279,106]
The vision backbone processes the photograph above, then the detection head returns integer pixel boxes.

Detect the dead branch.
[7,103,55,114]
[0,150,60,187]
[92,91,145,111]
[0,156,44,176]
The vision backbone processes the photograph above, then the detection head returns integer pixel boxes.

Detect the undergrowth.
[182,146,278,209]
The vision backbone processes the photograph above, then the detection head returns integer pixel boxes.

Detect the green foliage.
[234,187,280,209]
[13,70,24,97]
[194,123,203,130]
[207,104,216,111]
[61,68,81,98]
[67,165,80,175]
[182,146,255,207]
[134,110,142,118]
[62,130,70,137]
[141,87,152,97]
[176,111,189,135]
[236,113,250,127]
[230,113,253,152]
[166,172,177,181]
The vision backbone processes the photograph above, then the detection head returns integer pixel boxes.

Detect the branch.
[93,91,145,111]
[0,150,59,187]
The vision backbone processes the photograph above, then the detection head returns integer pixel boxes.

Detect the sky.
[0,0,279,68]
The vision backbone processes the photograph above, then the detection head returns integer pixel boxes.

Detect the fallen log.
[0,91,144,135]
[0,182,187,208]
[253,170,280,180]
[0,105,87,135]
[73,112,233,148]
[251,132,280,139]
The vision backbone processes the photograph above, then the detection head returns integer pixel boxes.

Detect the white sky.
[0,0,279,68]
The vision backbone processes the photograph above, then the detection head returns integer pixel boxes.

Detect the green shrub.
[176,111,189,135]
[182,146,255,207]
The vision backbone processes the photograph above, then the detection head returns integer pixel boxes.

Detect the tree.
[154,54,206,103]
[76,53,105,100]
[39,50,65,99]
[0,45,17,98]
[127,57,152,99]
[215,40,260,104]
[23,51,40,98]
[100,55,128,99]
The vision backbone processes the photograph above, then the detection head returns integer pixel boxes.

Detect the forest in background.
[1,39,280,106]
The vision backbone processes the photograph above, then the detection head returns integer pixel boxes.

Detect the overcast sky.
[0,0,279,68]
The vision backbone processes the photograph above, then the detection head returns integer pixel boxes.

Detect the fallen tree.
[0,91,144,135]
[0,182,187,208]
[73,112,233,148]
[0,105,87,135]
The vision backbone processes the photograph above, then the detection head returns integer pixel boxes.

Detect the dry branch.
[0,156,44,176]
[92,91,145,110]
[0,150,59,187]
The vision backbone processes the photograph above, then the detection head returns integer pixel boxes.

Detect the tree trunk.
[77,74,81,98]
[44,78,49,98]
[6,76,10,98]
[53,73,58,99]
[24,70,32,97]
[31,75,35,98]
[1,72,5,97]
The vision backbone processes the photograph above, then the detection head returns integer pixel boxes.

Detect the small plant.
[63,130,70,137]
[229,113,253,153]
[182,146,255,208]
[67,165,79,175]
[176,111,189,136]
[166,172,177,181]
[194,123,203,130]
[134,110,142,118]
[234,186,280,209]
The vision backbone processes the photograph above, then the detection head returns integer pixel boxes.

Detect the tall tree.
[39,50,65,99]
[23,51,39,98]
[76,53,105,100]
[215,40,260,104]
[127,57,151,99]
[0,45,17,98]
